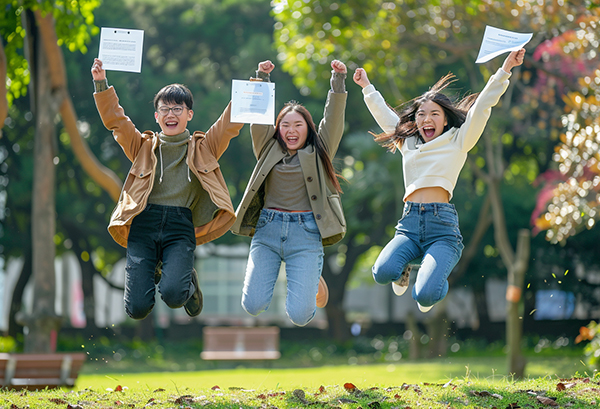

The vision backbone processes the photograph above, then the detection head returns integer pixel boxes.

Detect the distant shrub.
[576,321,600,369]
[0,336,16,353]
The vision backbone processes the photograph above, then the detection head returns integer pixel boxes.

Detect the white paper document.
[231,80,276,125]
[98,27,144,73]
[476,25,532,64]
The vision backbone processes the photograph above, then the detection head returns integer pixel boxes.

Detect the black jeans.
[124,204,196,319]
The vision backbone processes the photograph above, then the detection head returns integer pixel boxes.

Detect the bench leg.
[3,357,16,387]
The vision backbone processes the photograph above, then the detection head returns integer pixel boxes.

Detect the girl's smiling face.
[279,111,308,154]
[415,100,448,142]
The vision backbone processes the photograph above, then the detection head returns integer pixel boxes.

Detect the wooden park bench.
[201,327,280,360]
[0,352,86,390]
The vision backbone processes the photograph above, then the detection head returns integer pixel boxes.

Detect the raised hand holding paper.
[98,27,144,73]
[230,80,275,125]
[476,25,532,64]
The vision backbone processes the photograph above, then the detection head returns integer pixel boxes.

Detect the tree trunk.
[487,172,531,378]
[322,249,352,342]
[20,11,62,352]
[62,220,97,329]
[506,229,530,377]
[424,304,449,358]
[7,248,32,339]
[405,312,421,360]
[34,10,122,201]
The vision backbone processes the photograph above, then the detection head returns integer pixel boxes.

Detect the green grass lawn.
[77,355,593,391]
[2,356,598,409]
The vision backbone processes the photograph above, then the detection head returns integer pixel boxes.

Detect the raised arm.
[319,59,347,156]
[502,49,525,74]
[249,60,277,159]
[456,49,525,152]
[354,67,399,135]
[91,58,109,92]
[92,58,145,162]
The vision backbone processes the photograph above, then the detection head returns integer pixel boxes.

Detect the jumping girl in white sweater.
[353,49,525,312]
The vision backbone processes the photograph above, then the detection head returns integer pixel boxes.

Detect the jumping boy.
[91,58,243,319]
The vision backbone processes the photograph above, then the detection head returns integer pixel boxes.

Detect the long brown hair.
[375,73,479,152]
[274,101,343,193]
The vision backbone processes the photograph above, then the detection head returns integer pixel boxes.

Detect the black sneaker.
[184,268,203,317]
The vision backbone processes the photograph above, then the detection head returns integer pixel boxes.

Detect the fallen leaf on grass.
[316,385,326,395]
[344,382,357,392]
[293,389,309,404]
[556,382,577,391]
[49,398,67,404]
[174,395,194,405]
[536,396,558,406]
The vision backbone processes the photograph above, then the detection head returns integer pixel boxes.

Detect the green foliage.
[0,336,16,352]
[0,0,100,104]
[578,321,600,370]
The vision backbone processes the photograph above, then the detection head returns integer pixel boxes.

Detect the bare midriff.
[268,207,311,213]
[405,187,449,204]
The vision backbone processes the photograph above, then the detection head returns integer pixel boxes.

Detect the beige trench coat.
[230,91,347,246]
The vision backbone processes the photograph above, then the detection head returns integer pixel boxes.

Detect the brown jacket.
[230,91,347,246]
[94,87,243,248]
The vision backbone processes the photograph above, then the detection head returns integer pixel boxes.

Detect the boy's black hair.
[153,84,194,110]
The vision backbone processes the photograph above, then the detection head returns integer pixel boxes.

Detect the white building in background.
[1,245,598,333]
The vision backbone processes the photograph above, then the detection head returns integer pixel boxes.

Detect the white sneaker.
[392,265,412,296]
[417,303,433,313]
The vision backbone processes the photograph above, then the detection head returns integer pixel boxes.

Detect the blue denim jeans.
[242,209,324,326]
[372,202,464,307]
[124,204,197,319]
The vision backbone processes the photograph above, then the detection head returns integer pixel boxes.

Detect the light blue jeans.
[372,202,464,307]
[242,209,324,326]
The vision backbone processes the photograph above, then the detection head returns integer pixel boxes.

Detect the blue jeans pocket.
[435,209,458,227]
[300,215,320,235]
[255,212,269,229]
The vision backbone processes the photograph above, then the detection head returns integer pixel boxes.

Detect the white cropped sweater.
[361,68,511,201]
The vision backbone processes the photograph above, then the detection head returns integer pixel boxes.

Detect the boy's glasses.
[157,105,185,116]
